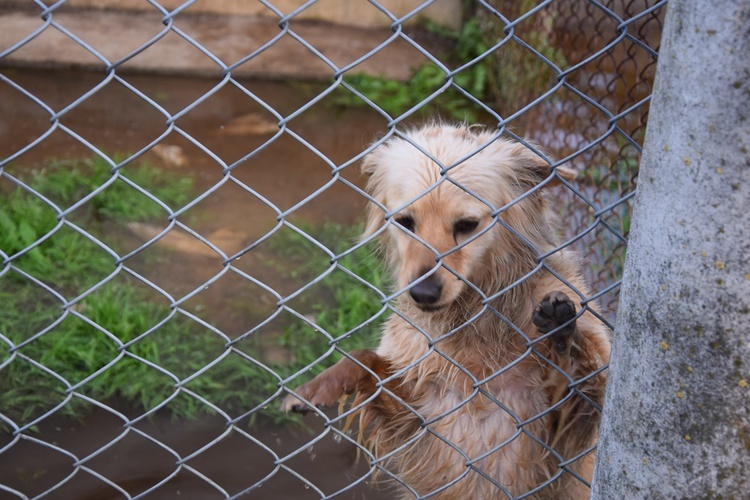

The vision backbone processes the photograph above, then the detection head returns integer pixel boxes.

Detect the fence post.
[591,0,750,497]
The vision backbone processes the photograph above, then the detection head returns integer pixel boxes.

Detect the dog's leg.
[281,349,401,414]
[532,290,610,490]
[532,290,579,353]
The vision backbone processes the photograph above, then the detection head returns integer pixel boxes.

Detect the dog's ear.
[360,149,379,178]
[514,145,576,188]
[362,201,387,241]
[360,151,388,241]
[548,165,577,186]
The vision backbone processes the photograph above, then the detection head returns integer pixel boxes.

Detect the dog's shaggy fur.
[282,124,611,499]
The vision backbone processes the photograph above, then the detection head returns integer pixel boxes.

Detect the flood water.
[0,33,655,496]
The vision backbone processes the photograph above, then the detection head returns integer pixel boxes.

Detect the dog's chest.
[416,367,544,427]
[393,364,552,492]
[375,318,555,493]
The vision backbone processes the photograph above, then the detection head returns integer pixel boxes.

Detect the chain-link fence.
[1,1,665,498]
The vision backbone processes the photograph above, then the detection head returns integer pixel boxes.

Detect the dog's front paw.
[281,373,349,414]
[532,291,578,353]
[281,354,374,414]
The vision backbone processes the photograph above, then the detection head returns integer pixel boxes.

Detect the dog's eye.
[394,215,415,232]
[453,218,479,235]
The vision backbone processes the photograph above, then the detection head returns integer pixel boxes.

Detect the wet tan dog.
[282,124,611,499]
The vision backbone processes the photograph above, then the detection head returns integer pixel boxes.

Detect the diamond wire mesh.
[0,0,665,498]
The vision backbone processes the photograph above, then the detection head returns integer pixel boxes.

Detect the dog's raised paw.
[532,291,578,353]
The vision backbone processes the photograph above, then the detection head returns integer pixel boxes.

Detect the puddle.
[0,402,387,499]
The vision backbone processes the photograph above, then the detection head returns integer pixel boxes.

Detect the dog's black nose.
[409,276,442,305]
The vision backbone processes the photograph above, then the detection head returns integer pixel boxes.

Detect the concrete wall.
[11,0,463,29]
[591,0,750,497]
[0,1,444,80]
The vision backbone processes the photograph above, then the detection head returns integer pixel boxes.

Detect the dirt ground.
[1,400,391,499]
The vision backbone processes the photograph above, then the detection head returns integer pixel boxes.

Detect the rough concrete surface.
[591,0,750,497]
[0,0,461,28]
[1,0,462,29]
[0,7,430,81]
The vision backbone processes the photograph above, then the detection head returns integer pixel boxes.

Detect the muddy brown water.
[0,54,651,497]
[1,402,385,499]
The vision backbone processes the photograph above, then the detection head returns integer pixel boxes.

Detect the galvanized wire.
[0,0,664,498]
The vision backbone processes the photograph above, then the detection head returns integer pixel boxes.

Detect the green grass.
[336,19,492,121]
[269,222,389,380]
[0,157,388,427]
[477,0,567,117]
[30,155,194,221]
[336,10,569,121]
[0,156,215,423]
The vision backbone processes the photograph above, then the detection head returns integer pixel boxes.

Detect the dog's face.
[362,125,572,312]
[383,180,494,312]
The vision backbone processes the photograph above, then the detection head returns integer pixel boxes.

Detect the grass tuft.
[1,157,387,428]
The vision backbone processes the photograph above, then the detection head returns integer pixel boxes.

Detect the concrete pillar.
[591,0,750,497]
